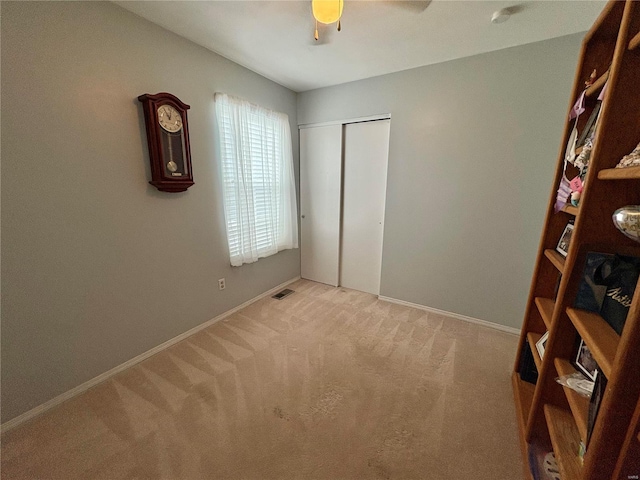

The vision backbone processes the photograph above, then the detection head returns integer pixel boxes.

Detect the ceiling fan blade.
[389,0,432,13]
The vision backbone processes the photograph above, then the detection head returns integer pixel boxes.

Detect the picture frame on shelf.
[577,101,602,148]
[574,337,598,381]
[556,223,574,257]
[536,331,549,360]
[587,369,607,446]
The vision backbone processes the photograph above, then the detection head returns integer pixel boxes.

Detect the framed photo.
[577,101,601,148]
[536,331,549,360]
[587,369,607,446]
[556,223,574,257]
[574,338,598,381]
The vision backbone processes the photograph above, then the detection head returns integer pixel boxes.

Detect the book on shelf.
[519,341,539,384]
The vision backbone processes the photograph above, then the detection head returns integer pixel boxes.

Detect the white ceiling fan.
[311,0,432,43]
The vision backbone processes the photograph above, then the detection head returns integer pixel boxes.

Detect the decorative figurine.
[573,141,592,173]
[571,191,581,207]
[615,141,640,168]
[613,206,640,243]
[568,176,583,207]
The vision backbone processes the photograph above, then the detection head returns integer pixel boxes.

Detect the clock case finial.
[138,92,194,193]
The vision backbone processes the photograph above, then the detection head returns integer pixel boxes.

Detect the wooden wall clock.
[138,92,194,192]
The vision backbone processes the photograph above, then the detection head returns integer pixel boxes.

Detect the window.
[215,93,298,267]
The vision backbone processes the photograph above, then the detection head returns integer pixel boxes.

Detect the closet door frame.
[298,114,390,130]
[298,113,391,291]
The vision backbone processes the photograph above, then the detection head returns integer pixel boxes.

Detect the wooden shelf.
[535,297,555,329]
[511,372,536,444]
[585,70,609,98]
[512,370,536,478]
[512,372,535,429]
[555,358,590,442]
[544,249,566,272]
[598,165,640,180]
[561,204,580,216]
[545,404,583,480]
[566,308,620,379]
[629,31,640,50]
[528,332,544,370]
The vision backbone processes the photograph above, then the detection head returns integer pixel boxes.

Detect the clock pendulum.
[165,133,179,175]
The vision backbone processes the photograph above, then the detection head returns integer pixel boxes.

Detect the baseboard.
[377,295,520,335]
[1,276,301,433]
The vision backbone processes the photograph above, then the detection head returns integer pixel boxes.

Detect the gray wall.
[1,1,300,423]
[298,34,583,329]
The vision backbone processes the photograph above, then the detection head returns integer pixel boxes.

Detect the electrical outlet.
[218,278,226,290]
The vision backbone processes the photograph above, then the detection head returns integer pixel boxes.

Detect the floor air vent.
[272,288,294,300]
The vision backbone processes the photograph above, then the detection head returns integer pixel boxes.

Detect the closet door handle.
[301,215,306,219]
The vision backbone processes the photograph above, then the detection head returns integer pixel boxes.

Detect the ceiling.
[115,0,606,92]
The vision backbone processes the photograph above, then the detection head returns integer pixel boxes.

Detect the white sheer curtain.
[215,93,298,267]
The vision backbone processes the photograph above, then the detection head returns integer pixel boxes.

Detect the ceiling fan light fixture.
[312,0,343,25]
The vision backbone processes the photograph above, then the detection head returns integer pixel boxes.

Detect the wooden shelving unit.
[629,31,640,50]
[567,308,620,378]
[598,165,640,180]
[544,249,566,272]
[512,372,536,480]
[527,332,544,370]
[554,358,589,441]
[585,69,609,98]
[512,2,640,479]
[561,204,580,216]
[545,405,583,480]
[534,297,554,329]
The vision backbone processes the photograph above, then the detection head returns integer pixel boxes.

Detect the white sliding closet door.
[299,125,343,286]
[340,120,390,295]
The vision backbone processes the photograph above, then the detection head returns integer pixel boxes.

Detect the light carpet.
[1,279,522,479]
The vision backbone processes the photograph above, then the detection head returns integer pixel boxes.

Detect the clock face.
[157,105,183,133]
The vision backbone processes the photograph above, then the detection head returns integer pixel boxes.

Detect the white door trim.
[299,113,391,129]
